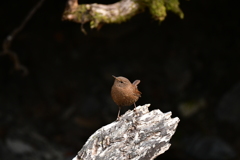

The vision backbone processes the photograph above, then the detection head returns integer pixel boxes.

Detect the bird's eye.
[120,81,124,83]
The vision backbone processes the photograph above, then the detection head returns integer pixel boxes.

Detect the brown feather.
[111,76,142,119]
[132,80,140,86]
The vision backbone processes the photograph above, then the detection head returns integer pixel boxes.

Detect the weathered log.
[73,104,179,160]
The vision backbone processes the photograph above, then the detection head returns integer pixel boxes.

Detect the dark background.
[1,0,240,160]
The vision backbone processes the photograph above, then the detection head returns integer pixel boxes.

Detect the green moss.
[143,0,183,21]
[63,0,184,29]
[164,0,184,19]
[148,0,167,21]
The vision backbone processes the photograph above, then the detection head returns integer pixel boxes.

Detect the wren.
[111,75,141,120]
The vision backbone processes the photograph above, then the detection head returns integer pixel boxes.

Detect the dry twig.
[1,0,45,75]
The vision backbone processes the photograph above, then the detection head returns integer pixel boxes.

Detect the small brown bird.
[111,75,142,120]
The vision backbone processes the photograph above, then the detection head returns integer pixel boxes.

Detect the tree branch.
[1,0,45,75]
[73,104,180,160]
[62,0,184,30]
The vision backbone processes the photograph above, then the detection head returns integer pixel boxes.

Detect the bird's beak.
[112,75,116,79]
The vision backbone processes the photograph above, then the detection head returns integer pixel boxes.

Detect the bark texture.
[62,0,183,29]
[73,104,180,160]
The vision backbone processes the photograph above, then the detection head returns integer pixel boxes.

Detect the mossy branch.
[62,0,184,29]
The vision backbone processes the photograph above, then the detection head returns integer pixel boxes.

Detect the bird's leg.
[133,103,137,112]
[116,106,121,121]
